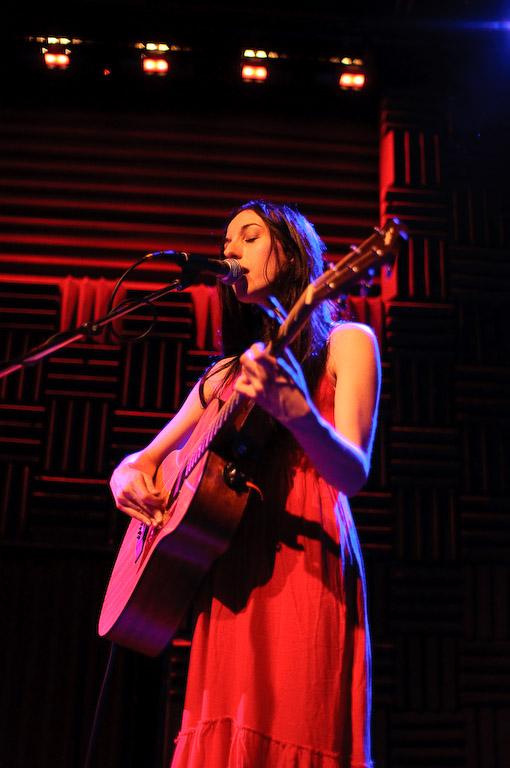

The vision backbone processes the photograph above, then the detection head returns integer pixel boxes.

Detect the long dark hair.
[200,200,336,405]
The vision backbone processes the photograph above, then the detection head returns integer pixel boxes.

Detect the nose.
[223,240,240,260]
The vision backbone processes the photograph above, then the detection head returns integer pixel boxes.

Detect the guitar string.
[160,391,245,498]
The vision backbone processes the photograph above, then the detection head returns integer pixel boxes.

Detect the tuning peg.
[385,265,393,279]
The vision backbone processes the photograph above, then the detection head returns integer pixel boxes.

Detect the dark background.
[1,2,509,767]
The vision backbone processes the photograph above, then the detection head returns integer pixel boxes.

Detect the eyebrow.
[223,222,263,244]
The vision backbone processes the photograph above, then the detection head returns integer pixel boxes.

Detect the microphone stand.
[0,271,203,380]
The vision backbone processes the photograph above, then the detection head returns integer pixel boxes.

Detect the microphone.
[145,250,245,285]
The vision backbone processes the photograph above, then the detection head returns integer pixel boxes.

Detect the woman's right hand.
[108,374,211,527]
[109,458,166,527]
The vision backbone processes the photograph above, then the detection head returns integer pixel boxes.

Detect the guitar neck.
[183,297,314,476]
[182,390,248,478]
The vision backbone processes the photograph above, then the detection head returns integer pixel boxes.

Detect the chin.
[234,280,273,311]
[233,278,255,304]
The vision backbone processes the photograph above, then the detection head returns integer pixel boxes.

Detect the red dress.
[170,374,373,768]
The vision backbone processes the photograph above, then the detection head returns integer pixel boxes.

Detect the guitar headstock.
[270,218,407,356]
[312,218,407,304]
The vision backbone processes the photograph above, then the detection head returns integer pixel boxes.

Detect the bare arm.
[234,323,381,497]
[110,360,231,526]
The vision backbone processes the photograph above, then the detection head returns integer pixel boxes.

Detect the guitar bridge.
[134,522,149,563]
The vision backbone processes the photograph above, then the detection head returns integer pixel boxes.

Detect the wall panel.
[0,105,381,768]
[376,92,510,768]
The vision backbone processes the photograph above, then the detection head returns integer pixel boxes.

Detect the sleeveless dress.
[170,373,373,768]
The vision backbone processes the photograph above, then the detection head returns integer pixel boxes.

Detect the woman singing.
[110,200,381,768]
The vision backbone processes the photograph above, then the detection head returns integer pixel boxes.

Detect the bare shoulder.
[327,322,380,380]
[329,321,379,349]
[201,355,237,401]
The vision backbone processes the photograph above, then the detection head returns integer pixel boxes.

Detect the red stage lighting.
[142,57,169,74]
[44,52,70,69]
[339,71,365,89]
[36,36,79,70]
[241,64,268,82]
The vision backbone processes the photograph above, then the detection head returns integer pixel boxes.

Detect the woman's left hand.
[234,342,312,425]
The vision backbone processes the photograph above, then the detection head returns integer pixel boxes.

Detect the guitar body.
[98,397,265,657]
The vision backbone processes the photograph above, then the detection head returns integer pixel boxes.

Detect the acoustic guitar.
[98,219,406,656]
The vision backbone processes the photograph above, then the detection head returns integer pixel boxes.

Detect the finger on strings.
[275,358,302,392]
[280,348,309,389]
[117,503,154,527]
[124,489,162,517]
[244,341,269,363]
[281,347,302,374]
[241,353,271,382]
[276,357,295,380]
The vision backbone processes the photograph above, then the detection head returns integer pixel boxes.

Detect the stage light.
[135,42,172,76]
[241,64,268,82]
[32,36,82,71]
[142,57,169,74]
[338,57,366,90]
[339,72,366,89]
[240,47,280,82]
[146,43,170,52]
[44,52,70,69]
[47,37,71,45]
[243,49,272,59]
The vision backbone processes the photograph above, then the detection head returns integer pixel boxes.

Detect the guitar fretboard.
[182,391,246,480]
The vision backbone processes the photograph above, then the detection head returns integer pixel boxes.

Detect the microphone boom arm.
[0,269,206,380]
